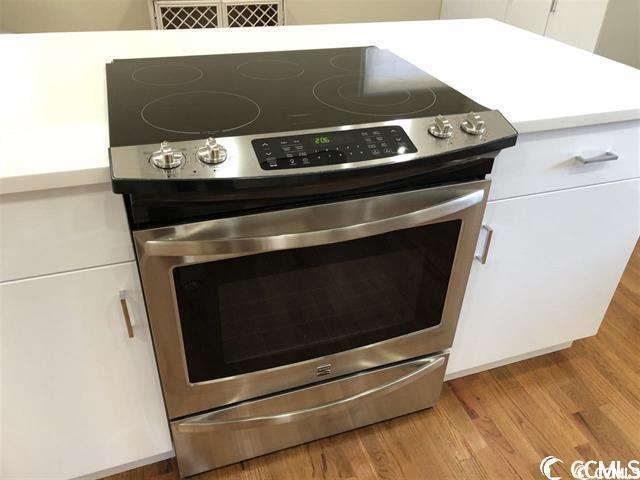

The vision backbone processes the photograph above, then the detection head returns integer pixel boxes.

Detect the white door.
[505,0,553,34]
[0,262,172,478]
[448,178,640,376]
[544,0,609,51]
[440,0,509,20]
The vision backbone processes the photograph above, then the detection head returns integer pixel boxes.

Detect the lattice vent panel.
[225,3,280,27]
[156,4,220,29]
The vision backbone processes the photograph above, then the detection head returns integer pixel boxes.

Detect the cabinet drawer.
[489,120,640,200]
[0,183,133,282]
[0,262,171,478]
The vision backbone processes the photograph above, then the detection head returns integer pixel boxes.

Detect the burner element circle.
[141,91,261,136]
[313,75,437,117]
[337,81,412,107]
[132,64,203,86]
[237,60,305,80]
[330,54,364,72]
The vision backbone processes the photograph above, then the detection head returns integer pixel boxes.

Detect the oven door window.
[173,220,461,383]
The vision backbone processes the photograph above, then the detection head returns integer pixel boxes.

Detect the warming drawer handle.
[575,152,619,164]
[144,189,485,257]
[176,356,446,433]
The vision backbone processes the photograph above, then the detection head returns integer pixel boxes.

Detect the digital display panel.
[253,126,417,170]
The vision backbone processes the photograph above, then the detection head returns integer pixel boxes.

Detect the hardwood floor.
[106,243,640,480]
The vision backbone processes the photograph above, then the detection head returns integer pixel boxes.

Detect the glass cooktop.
[106,46,487,147]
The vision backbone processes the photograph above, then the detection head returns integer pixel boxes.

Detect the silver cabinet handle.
[119,290,134,338]
[176,356,445,433]
[144,189,485,257]
[575,152,619,164]
[475,224,493,264]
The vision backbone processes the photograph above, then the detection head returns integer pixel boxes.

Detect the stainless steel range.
[107,46,517,477]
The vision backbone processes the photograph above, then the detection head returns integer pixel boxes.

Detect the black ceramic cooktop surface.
[106,46,487,147]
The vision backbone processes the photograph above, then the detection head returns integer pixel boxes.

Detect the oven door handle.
[176,356,445,433]
[144,188,485,257]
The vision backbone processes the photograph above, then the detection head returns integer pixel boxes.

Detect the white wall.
[285,0,442,25]
[0,0,151,33]
[594,0,639,68]
[0,0,442,33]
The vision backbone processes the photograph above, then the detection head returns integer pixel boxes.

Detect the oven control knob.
[460,112,487,135]
[197,137,227,165]
[428,115,454,139]
[150,141,184,169]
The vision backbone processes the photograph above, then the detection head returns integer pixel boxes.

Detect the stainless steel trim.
[475,224,494,264]
[110,110,516,181]
[134,179,490,418]
[177,356,444,433]
[575,152,619,164]
[143,189,484,257]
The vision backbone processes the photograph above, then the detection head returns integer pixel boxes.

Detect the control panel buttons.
[252,126,417,170]
[460,112,487,135]
[428,115,454,139]
[150,141,184,169]
[197,137,227,165]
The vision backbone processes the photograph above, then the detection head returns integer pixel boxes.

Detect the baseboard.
[72,450,175,480]
[444,341,574,381]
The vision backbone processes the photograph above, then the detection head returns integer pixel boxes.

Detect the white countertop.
[1,19,639,195]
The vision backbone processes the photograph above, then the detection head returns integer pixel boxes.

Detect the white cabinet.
[0,262,172,479]
[448,178,640,376]
[545,0,609,51]
[0,184,134,283]
[440,0,608,50]
[441,0,551,34]
[489,120,640,201]
[440,0,509,22]
[504,0,552,35]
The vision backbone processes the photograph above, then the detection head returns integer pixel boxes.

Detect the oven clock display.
[314,136,331,145]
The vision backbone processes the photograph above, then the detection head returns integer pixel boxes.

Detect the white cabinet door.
[0,184,134,282]
[0,262,172,479]
[440,0,509,20]
[545,0,609,51]
[505,0,553,34]
[448,178,640,376]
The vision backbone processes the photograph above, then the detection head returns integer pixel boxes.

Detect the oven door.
[134,179,489,419]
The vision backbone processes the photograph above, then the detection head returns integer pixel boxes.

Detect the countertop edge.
[513,109,640,134]
[0,166,111,196]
